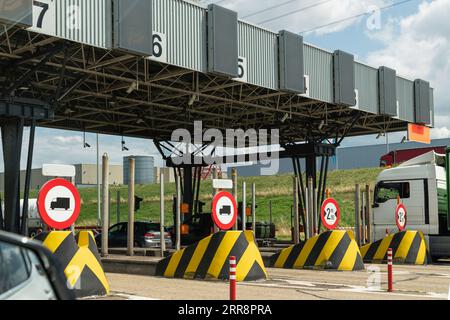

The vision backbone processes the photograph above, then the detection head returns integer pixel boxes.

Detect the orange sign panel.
[408,124,430,144]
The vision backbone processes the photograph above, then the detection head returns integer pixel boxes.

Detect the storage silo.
[123,156,155,185]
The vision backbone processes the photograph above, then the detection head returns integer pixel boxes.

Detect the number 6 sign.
[321,198,341,230]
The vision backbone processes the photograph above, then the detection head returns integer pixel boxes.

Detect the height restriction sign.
[395,203,407,231]
[37,178,81,230]
[320,198,341,230]
[212,191,237,231]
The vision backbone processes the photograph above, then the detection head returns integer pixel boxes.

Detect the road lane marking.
[239,278,447,300]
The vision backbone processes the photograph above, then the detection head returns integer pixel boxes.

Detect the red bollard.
[229,256,236,300]
[387,248,393,292]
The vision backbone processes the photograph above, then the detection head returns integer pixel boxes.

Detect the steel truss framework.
[0,25,407,146]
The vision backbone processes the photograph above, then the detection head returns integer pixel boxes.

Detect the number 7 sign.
[30,0,55,36]
[321,198,341,230]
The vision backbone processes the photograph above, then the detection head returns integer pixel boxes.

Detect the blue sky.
[2,0,448,171]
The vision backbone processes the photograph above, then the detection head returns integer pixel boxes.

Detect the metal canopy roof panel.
[113,0,153,56]
[0,0,32,27]
[238,21,278,90]
[207,4,239,78]
[151,0,207,72]
[396,77,415,123]
[0,0,435,143]
[379,66,397,117]
[354,62,378,115]
[26,0,112,49]
[414,79,431,125]
[278,30,305,94]
[303,44,333,103]
[333,50,356,107]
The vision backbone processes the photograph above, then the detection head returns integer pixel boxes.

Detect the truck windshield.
[375,182,410,203]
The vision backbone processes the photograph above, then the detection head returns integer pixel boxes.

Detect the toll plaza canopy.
[0,0,434,234]
[0,0,434,145]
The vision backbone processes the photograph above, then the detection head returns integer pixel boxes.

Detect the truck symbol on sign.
[219,205,231,215]
[50,197,70,210]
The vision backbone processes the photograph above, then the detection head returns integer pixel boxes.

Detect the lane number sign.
[320,198,341,230]
[149,32,167,63]
[37,178,81,230]
[212,191,237,231]
[30,0,55,35]
[395,203,407,231]
[233,56,248,83]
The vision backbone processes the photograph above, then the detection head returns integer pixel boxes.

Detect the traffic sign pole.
[242,182,246,231]
[387,248,393,292]
[229,256,236,300]
[127,158,135,257]
[101,153,109,258]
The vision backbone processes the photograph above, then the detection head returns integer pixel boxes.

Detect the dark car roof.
[112,222,161,230]
[115,221,159,225]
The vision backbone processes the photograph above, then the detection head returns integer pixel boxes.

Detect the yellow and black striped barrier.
[270,230,365,271]
[35,231,110,297]
[360,230,428,265]
[156,231,267,281]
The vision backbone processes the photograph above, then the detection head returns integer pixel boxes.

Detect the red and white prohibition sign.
[395,203,407,231]
[212,191,237,231]
[320,198,341,230]
[37,178,81,230]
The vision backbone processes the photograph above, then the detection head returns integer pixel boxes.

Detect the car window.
[144,224,160,232]
[110,224,127,234]
[375,182,410,203]
[109,225,120,234]
[0,242,31,295]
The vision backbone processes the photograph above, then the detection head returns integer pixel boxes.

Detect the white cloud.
[221,0,389,35]
[366,0,450,123]
[0,128,163,172]
[431,127,450,139]
[52,135,83,145]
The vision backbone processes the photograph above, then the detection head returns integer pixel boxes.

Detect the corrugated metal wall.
[238,22,278,90]
[56,0,111,49]
[354,62,379,115]
[396,77,415,123]
[430,88,435,127]
[152,0,207,72]
[228,138,450,177]
[303,44,333,103]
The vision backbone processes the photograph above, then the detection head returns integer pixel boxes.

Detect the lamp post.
[97,133,101,226]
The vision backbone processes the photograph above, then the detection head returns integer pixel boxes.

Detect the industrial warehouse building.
[0,164,123,192]
[227,137,450,176]
[0,160,175,192]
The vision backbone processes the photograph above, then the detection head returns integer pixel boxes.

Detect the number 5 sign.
[321,198,341,230]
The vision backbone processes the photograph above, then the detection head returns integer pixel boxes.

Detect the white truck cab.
[372,151,450,258]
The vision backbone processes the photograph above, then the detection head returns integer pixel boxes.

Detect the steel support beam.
[1,118,24,233]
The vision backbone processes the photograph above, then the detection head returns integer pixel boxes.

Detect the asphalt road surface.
[97,264,450,300]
